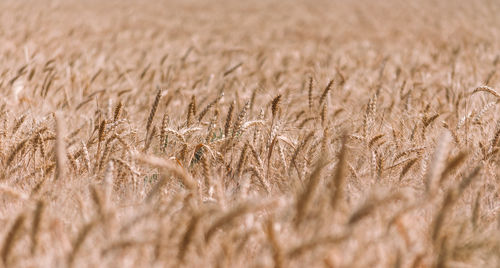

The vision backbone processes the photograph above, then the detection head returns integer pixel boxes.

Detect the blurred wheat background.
[0,0,499,267]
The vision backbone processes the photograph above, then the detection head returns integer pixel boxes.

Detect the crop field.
[0,0,499,267]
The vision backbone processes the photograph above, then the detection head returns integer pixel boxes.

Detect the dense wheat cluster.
[0,0,499,267]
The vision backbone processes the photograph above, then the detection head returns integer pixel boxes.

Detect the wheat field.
[0,0,499,267]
